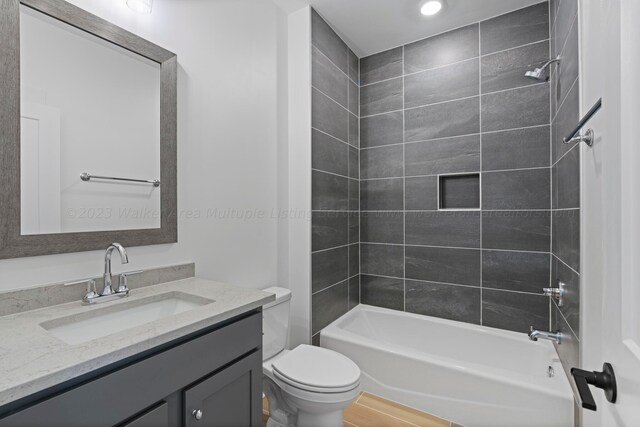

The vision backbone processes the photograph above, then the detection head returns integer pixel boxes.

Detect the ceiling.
[306,0,545,57]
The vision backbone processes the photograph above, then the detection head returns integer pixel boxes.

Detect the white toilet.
[262,287,361,427]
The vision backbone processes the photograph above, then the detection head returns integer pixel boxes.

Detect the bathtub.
[320,305,573,427]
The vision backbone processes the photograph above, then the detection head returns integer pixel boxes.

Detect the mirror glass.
[19,5,161,235]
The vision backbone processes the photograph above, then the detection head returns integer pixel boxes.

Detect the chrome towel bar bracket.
[563,98,602,146]
[80,172,160,187]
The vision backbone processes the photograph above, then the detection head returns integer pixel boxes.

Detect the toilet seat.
[271,345,360,393]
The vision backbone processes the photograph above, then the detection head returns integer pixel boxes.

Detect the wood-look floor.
[263,391,454,427]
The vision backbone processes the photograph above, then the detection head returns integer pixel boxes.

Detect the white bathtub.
[321,305,573,427]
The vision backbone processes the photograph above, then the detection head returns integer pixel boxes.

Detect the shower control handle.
[570,363,617,411]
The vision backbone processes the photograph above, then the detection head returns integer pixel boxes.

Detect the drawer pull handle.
[192,409,203,420]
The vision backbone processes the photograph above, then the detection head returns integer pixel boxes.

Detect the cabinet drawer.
[0,311,262,427]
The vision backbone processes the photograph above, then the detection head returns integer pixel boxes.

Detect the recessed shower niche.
[438,174,480,210]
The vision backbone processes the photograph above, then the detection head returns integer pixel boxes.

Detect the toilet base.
[263,375,358,427]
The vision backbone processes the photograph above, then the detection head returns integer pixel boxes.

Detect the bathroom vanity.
[0,273,274,427]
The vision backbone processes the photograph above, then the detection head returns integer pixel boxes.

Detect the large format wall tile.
[557,15,579,109]
[312,170,348,211]
[406,280,481,324]
[482,290,549,333]
[361,212,404,244]
[312,246,349,293]
[482,250,550,293]
[312,46,348,108]
[312,129,349,176]
[405,246,481,286]
[405,97,480,142]
[405,212,480,248]
[552,209,580,272]
[551,302,580,380]
[482,211,551,252]
[348,49,359,84]
[312,211,349,252]
[482,84,550,132]
[361,275,405,310]
[360,112,403,148]
[348,113,359,148]
[552,255,580,336]
[312,280,349,334]
[405,176,438,211]
[480,2,549,55]
[361,244,404,277]
[404,24,479,73]
[481,41,549,93]
[405,135,480,176]
[361,145,404,179]
[553,145,580,209]
[482,169,550,210]
[552,79,580,163]
[349,211,359,243]
[312,88,349,142]
[349,244,359,277]
[482,126,550,171]
[404,59,479,108]
[360,47,403,85]
[360,178,404,210]
[348,145,359,179]
[311,9,348,74]
[349,275,360,309]
[361,78,403,116]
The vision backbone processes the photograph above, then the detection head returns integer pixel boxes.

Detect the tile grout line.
[358,54,362,308]
[478,23,484,326]
[548,1,554,331]
[347,47,350,313]
[402,44,407,312]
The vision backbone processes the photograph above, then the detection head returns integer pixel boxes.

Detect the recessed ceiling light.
[421,1,443,16]
[126,0,153,14]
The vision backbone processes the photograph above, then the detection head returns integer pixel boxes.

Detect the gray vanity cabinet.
[121,402,170,427]
[0,311,263,427]
[184,351,262,427]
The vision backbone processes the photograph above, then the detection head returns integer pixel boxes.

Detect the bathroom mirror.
[0,0,177,259]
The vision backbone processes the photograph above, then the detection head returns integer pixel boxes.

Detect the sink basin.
[40,291,215,345]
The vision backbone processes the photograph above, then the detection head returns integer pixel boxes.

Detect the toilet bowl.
[262,287,361,427]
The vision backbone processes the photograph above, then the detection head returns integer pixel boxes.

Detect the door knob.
[192,409,203,420]
[570,363,617,411]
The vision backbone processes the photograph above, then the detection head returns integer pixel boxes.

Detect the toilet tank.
[262,287,292,360]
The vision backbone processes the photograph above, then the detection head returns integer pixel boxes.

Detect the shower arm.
[538,56,561,70]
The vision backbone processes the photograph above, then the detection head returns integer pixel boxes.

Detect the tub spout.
[529,326,562,343]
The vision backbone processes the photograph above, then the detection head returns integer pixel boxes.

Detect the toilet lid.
[272,345,360,393]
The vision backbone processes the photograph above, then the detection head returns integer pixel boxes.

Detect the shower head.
[525,56,561,81]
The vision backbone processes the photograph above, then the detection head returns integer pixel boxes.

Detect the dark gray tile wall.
[550,0,581,392]
[311,9,361,343]
[358,2,554,334]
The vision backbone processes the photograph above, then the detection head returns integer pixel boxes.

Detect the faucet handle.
[82,280,99,304]
[116,270,143,294]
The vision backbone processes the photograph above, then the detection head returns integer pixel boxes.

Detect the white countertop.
[0,278,274,408]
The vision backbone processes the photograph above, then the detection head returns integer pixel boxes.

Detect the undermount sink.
[40,291,215,345]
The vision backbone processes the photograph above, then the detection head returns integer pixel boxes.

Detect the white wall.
[0,0,290,292]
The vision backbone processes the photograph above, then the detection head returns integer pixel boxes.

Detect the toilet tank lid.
[262,287,291,309]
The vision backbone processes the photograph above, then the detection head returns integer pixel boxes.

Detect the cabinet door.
[121,402,169,427]
[184,351,262,427]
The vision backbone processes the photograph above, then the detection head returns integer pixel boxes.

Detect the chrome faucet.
[529,326,562,343]
[103,242,129,296]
